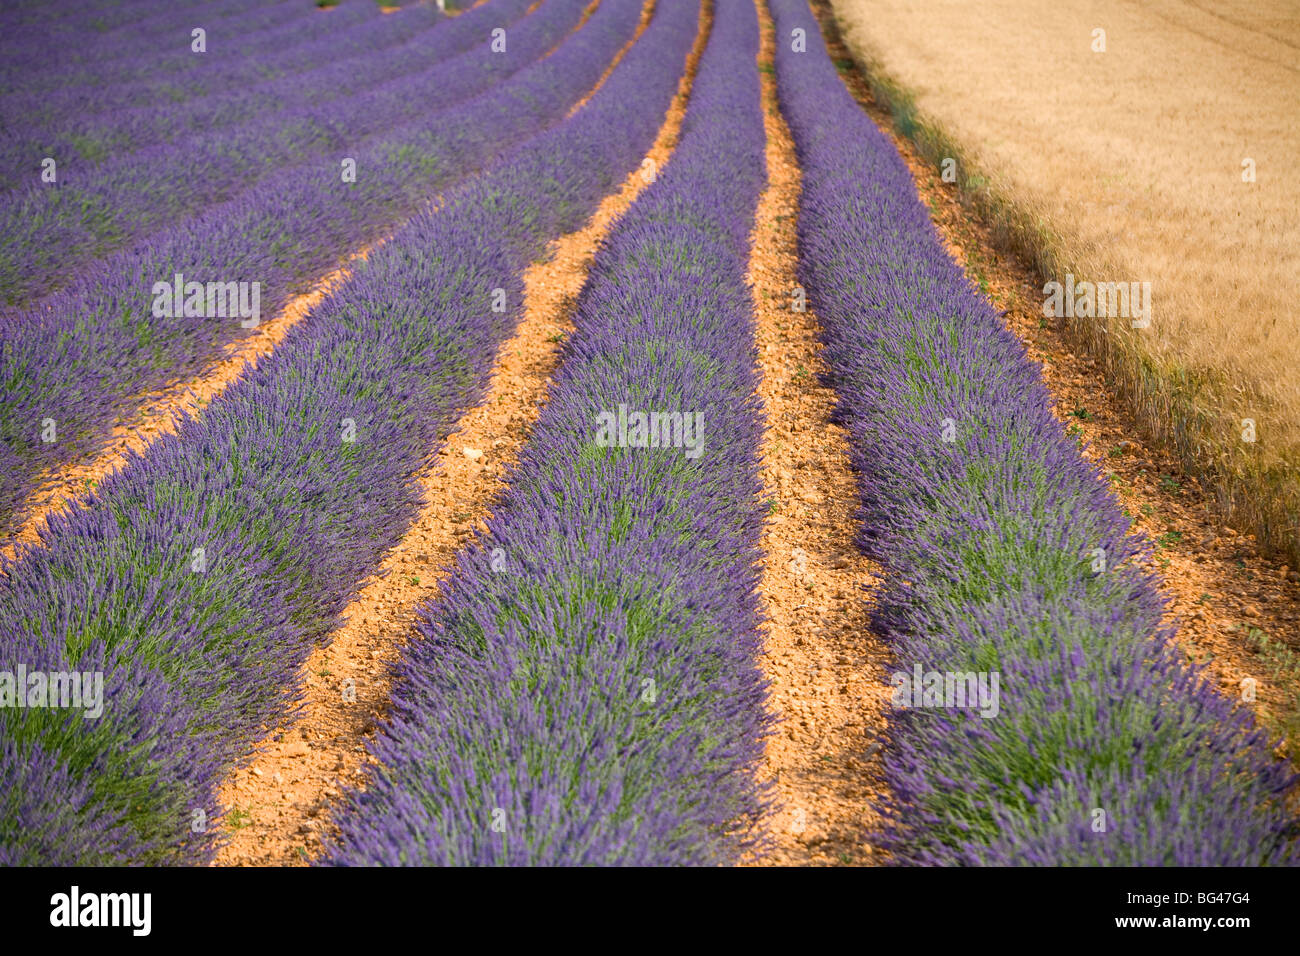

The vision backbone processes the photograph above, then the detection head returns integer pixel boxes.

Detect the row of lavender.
[0,0,450,179]
[326,0,772,866]
[0,0,542,304]
[0,0,616,537]
[0,0,299,91]
[0,0,379,126]
[2,0,363,97]
[0,0,217,33]
[769,0,1296,864]
[49,2,382,90]
[0,0,254,53]
[0,0,695,866]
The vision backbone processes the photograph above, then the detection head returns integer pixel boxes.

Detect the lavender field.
[0,0,1296,883]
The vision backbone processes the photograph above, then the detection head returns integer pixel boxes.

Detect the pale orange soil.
[215,0,707,866]
[743,0,892,867]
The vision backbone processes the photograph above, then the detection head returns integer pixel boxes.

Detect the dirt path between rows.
[807,0,1300,760]
[215,0,708,867]
[744,0,892,867]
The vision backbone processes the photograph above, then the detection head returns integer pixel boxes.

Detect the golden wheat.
[830,0,1300,559]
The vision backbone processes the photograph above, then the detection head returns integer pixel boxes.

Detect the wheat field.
[830,0,1300,560]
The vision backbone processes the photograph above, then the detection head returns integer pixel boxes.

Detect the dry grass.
[828,0,1300,565]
